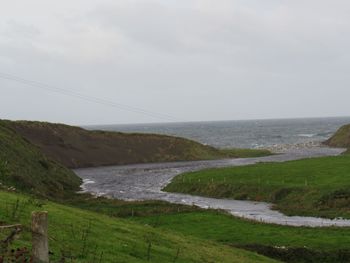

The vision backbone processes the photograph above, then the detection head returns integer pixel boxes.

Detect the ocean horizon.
[86,116,350,149]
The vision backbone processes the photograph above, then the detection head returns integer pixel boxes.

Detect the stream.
[75,147,350,227]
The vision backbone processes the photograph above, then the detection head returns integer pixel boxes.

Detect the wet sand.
[75,147,350,227]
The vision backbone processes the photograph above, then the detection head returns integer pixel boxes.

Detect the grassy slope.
[132,211,350,250]
[0,191,275,263]
[132,211,350,263]
[50,193,350,263]
[74,196,350,255]
[71,195,350,262]
[3,120,271,169]
[325,124,350,153]
[164,155,350,218]
[0,122,81,200]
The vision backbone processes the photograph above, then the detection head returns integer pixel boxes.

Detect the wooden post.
[32,211,49,263]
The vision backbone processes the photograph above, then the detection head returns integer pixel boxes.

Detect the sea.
[87,117,350,149]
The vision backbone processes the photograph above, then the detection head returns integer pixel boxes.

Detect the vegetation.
[0,119,271,200]
[325,124,350,154]
[0,122,81,200]
[218,148,272,158]
[164,155,350,218]
[132,211,350,263]
[3,118,350,262]
[0,191,275,263]
[67,194,203,218]
[68,194,350,262]
[68,195,350,262]
[1,120,271,169]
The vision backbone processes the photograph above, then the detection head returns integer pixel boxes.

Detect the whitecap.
[298,134,316,138]
[83,179,96,184]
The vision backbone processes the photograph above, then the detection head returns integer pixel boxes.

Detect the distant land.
[325,124,350,154]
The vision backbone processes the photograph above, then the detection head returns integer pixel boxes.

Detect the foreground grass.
[133,211,350,250]
[0,191,275,263]
[164,155,350,218]
[133,211,350,262]
[68,194,350,262]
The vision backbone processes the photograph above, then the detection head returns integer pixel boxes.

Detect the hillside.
[2,120,270,169]
[325,124,350,153]
[0,190,275,263]
[0,122,81,199]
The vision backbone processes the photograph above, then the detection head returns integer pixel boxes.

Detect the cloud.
[0,0,350,124]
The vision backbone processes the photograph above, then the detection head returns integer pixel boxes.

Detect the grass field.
[4,188,350,262]
[69,194,350,262]
[133,211,350,250]
[132,211,350,262]
[164,155,350,218]
[0,191,275,263]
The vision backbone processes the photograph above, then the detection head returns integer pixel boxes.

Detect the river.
[75,147,350,227]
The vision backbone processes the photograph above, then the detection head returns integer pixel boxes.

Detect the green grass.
[0,122,81,200]
[218,148,272,158]
[0,191,275,263]
[132,211,350,250]
[164,155,350,218]
[67,194,202,218]
[67,194,350,262]
[132,211,350,262]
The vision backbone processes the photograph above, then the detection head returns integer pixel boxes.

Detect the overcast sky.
[1,0,350,125]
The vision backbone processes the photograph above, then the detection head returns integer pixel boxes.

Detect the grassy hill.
[325,124,350,153]
[0,190,275,263]
[0,119,270,200]
[0,122,81,199]
[2,120,270,169]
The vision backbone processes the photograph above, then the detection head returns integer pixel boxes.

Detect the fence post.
[31,211,49,263]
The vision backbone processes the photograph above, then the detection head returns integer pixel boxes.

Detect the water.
[76,147,350,227]
[78,116,350,227]
[86,116,350,149]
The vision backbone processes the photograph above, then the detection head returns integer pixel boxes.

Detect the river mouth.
[74,147,350,227]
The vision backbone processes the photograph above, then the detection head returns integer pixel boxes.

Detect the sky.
[1,0,350,125]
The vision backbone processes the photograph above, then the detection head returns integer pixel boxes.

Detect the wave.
[298,134,316,138]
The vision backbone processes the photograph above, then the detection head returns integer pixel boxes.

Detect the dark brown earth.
[3,120,227,169]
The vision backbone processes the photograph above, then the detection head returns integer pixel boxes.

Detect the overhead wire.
[0,72,182,122]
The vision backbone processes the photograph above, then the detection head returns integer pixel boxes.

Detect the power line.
[0,72,182,122]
